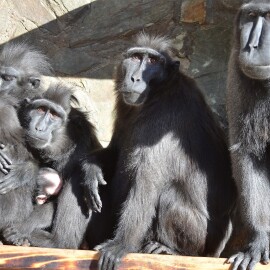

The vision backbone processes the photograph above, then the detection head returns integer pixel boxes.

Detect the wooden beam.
[0,245,269,270]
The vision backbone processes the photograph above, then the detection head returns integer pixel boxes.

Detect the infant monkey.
[35,168,62,205]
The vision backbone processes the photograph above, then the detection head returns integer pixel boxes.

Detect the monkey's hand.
[0,164,25,193]
[0,144,12,175]
[82,162,107,213]
[226,232,269,270]
[94,239,129,270]
[0,160,37,194]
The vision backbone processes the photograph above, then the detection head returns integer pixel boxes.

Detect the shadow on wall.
[0,0,186,80]
[0,0,242,81]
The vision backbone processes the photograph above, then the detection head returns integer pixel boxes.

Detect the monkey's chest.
[124,131,182,174]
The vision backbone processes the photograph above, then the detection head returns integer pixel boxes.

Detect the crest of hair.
[0,41,52,75]
[135,32,172,53]
[43,83,72,112]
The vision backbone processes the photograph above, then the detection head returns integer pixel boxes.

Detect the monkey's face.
[120,47,167,105]
[0,66,20,92]
[238,1,270,80]
[22,98,67,149]
[0,65,41,98]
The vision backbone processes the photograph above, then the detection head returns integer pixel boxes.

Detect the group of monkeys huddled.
[0,1,270,270]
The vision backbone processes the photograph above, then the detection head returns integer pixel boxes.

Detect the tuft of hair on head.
[135,32,172,54]
[0,41,52,76]
[43,82,72,112]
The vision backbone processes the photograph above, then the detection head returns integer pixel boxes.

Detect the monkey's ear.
[71,94,79,106]
[28,77,40,89]
[24,98,31,103]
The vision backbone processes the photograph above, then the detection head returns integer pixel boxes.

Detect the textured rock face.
[0,0,243,144]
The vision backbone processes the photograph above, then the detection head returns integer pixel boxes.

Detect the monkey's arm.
[227,153,270,270]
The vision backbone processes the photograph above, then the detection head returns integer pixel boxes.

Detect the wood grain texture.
[0,245,269,269]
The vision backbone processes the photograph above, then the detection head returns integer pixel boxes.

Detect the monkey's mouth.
[240,64,270,80]
[121,91,139,97]
[36,194,47,205]
[26,134,49,148]
[121,91,146,105]
[244,64,270,68]
[27,135,47,142]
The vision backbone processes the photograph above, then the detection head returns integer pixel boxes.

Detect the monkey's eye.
[1,74,16,81]
[50,110,59,119]
[248,11,257,18]
[148,56,159,64]
[37,106,46,114]
[265,12,270,20]
[131,53,142,61]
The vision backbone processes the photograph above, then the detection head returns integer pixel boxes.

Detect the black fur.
[223,1,270,270]
[0,42,52,243]
[3,83,102,249]
[83,33,236,270]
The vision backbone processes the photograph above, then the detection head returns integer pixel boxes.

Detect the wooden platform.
[0,245,270,270]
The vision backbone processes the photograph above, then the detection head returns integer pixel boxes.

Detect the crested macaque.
[82,33,236,270]
[224,1,270,270]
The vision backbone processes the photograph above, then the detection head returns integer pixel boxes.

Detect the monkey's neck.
[29,136,74,168]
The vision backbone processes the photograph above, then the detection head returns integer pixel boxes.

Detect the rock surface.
[0,0,244,144]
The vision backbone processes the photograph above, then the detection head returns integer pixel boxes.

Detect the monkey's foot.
[141,241,177,255]
[2,227,30,246]
[225,233,269,270]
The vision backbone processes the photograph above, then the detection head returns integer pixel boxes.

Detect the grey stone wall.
[0,0,244,145]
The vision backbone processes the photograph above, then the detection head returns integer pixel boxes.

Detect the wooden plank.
[0,245,269,270]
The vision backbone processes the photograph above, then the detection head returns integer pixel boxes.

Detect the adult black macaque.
[83,33,236,270]
[3,83,103,249]
[0,41,52,191]
[224,1,270,270]
[0,42,62,243]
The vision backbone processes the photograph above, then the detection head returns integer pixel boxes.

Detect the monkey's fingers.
[86,185,101,212]
[97,173,107,186]
[230,253,244,270]
[240,257,254,270]
[98,247,123,270]
[89,189,102,213]
[142,241,160,253]
[142,241,176,255]
[226,253,239,264]
[0,152,12,166]
[0,164,9,175]
[94,239,113,251]
[0,156,11,174]
[85,173,104,212]
[22,239,31,247]
[262,246,270,264]
[152,246,176,255]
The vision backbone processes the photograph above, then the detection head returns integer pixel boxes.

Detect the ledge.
[0,245,269,269]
